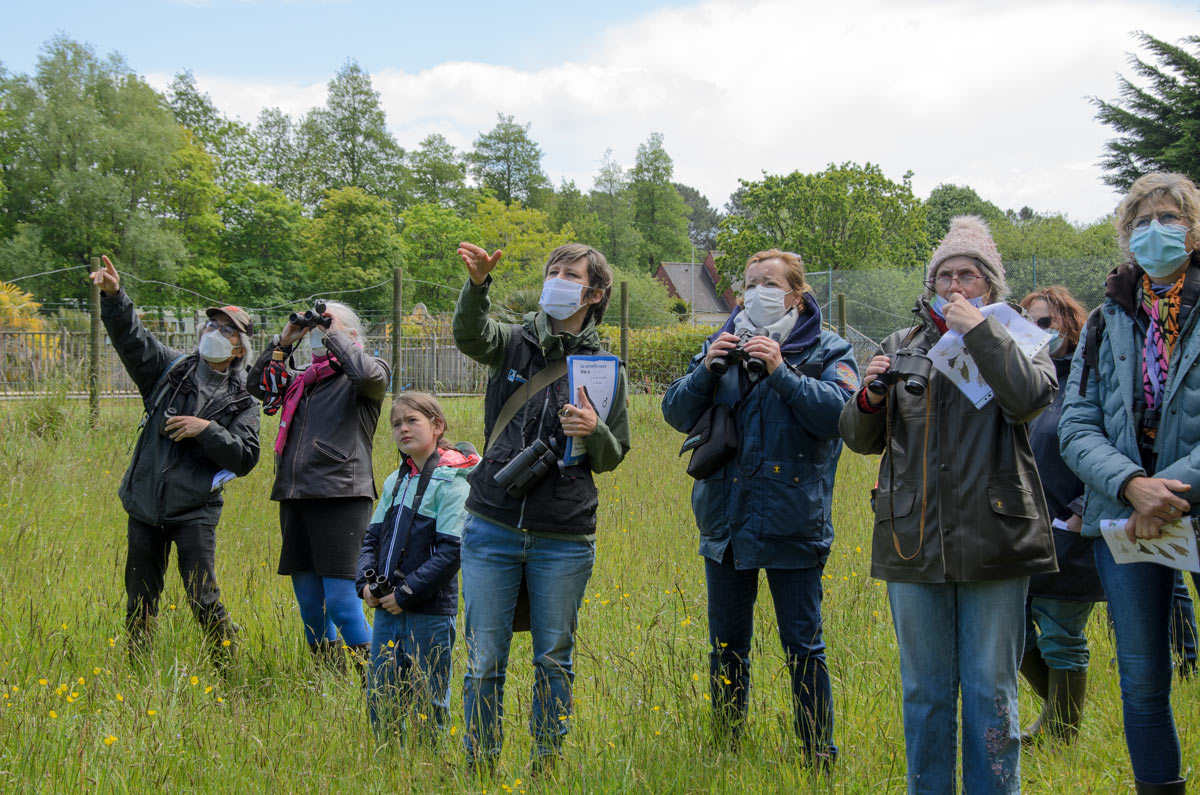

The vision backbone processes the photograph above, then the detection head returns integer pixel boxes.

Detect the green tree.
[253,107,304,201]
[1094,33,1200,190]
[219,182,306,308]
[924,183,1004,242]
[674,182,722,252]
[469,113,549,207]
[589,149,644,271]
[397,202,480,312]
[298,61,409,208]
[716,162,929,283]
[630,133,691,271]
[605,264,681,329]
[407,133,473,211]
[472,196,570,304]
[303,187,398,310]
[166,70,256,189]
[546,178,603,244]
[156,128,224,260]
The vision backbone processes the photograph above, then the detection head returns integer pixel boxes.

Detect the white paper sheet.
[1099,517,1200,572]
[927,303,1052,409]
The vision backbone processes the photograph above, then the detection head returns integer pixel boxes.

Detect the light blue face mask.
[1045,329,1062,356]
[930,293,985,317]
[1130,219,1191,278]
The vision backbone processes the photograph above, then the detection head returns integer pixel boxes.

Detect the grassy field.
[0,393,1195,793]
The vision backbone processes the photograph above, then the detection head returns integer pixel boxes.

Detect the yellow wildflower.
[104,736,117,746]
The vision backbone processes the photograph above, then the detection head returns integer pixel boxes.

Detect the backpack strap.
[137,353,188,432]
[1078,306,1106,397]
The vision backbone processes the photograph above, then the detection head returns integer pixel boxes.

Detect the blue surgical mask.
[1045,329,1062,356]
[1130,220,1192,278]
[930,294,985,317]
[539,278,585,320]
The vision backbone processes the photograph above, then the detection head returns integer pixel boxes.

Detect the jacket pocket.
[759,462,825,539]
[312,439,350,463]
[692,472,726,537]
[985,482,1039,519]
[979,479,1049,568]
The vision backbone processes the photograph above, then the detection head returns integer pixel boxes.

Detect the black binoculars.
[493,438,560,498]
[710,327,770,376]
[867,348,933,397]
[289,301,331,329]
[362,568,396,600]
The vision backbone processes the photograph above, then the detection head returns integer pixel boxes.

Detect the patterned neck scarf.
[1141,273,1185,410]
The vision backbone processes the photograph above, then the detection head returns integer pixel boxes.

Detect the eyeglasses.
[1131,211,1184,231]
[203,319,240,340]
[932,271,985,289]
[1033,316,1054,330]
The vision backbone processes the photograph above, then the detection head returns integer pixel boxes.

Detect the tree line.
[0,32,1194,326]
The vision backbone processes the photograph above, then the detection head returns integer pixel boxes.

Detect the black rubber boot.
[1045,668,1087,744]
[1134,777,1186,793]
[1019,649,1052,745]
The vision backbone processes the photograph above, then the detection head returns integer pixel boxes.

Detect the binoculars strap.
[485,358,568,454]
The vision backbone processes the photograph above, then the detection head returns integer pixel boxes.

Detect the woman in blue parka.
[662,248,859,765]
[1060,171,1200,793]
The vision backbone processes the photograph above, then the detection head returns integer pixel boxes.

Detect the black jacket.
[102,290,260,527]
[248,332,390,501]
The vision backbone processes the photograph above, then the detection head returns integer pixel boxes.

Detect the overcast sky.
[4,0,1197,223]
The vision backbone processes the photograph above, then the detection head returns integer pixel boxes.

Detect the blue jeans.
[888,579,1026,795]
[1094,541,1180,784]
[1025,597,1095,671]
[367,608,455,741]
[460,514,595,761]
[705,552,835,761]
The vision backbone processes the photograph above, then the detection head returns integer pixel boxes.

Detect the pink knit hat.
[925,215,1008,301]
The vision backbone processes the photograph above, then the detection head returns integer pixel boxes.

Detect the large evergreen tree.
[1094,32,1200,190]
[469,113,549,207]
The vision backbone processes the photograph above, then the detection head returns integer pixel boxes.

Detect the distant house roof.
[655,253,734,314]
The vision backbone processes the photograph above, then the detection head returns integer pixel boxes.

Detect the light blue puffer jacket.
[1059,260,1200,536]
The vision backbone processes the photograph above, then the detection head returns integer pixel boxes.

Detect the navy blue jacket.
[355,446,478,615]
[661,296,860,569]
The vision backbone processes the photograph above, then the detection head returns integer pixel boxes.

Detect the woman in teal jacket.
[662,249,859,764]
[1060,172,1200,794]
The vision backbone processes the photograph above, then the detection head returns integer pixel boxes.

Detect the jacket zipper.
[383,475,415,577]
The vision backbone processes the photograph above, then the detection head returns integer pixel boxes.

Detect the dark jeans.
[124,516,230,637]
[704,550,835,760]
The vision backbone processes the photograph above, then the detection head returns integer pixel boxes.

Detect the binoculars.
[362,568,396,600]
[710,328,770,376]
[289,302,331,329]
[493,438,560,498]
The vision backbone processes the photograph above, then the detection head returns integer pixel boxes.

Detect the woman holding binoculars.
[662,249,859,766]
[248,301,390,672]
[451,242,631,773]
[839,216,1057,794]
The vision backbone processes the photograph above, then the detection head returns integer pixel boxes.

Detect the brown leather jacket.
[839,312,1059,583]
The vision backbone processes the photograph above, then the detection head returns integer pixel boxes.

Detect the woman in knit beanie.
[840,215,1057,793]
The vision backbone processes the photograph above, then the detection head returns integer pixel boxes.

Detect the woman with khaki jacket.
[839,216,1057,794]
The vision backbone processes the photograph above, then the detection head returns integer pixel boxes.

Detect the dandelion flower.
[61,623,67,630]
[221,640,231,648]
[217,697,224,704]
[387,640,394,648]
[49,710,57,719]
[10,685,17,692]
[104,735,117,746]
[169,604,176,611]
[692,673,699,681]
[189,676,199,686]
[38,679,48,686]
[115,694,123,703]
[450,725,457,736]
[146,709,157,716]
[204,686,213,694]
[418,713,427,721]
[66,696,75,704]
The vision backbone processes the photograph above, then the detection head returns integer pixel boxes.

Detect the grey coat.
[102,290,260,527]
[248,331,390,501]
[839,312,1058,583]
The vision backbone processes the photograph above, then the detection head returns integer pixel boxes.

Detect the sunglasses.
[1034,316,1054,330]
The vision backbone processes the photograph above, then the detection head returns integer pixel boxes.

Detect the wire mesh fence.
[0,256,1123,399]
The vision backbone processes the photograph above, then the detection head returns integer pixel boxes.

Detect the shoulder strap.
[485,357,568,454]
[1078,305,1106,397]
[146,353,187,413]
[411,449,441,516]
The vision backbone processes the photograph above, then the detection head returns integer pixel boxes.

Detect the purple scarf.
[274,354,339,454]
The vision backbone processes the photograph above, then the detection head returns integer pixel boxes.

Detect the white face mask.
[742,285,791,327]
[309,329,327,356]
[198,330,233,363]
[539,277,586,321]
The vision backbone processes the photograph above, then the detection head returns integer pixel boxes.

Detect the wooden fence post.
[836,293,847,339]
[620,281,629,365]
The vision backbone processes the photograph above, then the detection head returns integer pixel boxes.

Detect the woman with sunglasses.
[1016,287,1103,746]
[840,216,1057,793]
[1060,172,1200,793]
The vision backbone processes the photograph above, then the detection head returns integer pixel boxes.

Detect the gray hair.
[322,300,365,340]
[1114,172,1200,258]
[236,333,254,370]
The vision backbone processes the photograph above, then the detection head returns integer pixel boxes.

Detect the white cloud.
[186,0,1198,223]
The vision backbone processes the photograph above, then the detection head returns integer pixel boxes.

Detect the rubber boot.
[1045,668,1087,744]
[1134,777,1186,793]
[1019,649,1051,745]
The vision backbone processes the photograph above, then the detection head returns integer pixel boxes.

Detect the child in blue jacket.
[357,392,479,740]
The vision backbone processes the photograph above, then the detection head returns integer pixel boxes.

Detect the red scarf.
[274,354,340,454]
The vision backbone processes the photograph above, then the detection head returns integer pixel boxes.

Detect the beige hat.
[206,305,254,335]
[925,215,1008,301]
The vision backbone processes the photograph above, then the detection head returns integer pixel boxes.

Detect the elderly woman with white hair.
[1060,171,1200,794]
[250,301,391,670]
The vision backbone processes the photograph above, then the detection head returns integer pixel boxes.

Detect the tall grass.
[0,395,1192,793]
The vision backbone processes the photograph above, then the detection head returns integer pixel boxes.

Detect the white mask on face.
[742,285,791,327]
[308,329,327,356]
[199,330,233,363]
[539,277,586,320]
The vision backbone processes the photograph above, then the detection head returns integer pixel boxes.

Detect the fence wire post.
[1032,254,1038,292]
[88,256,101,428]
[620,281,629,365]
[837,293,846,338]
[392,267,402,397]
